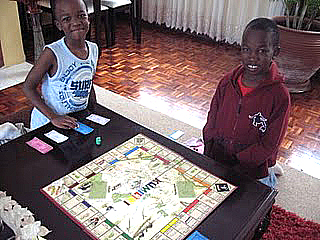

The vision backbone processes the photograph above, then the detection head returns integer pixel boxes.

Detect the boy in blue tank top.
[23,0,99,129]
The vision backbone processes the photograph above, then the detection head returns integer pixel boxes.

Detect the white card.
[169,130,184,140]
[86,114,110,125]
[44,130,69,143]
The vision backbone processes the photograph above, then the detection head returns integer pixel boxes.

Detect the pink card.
[26,137,53,154]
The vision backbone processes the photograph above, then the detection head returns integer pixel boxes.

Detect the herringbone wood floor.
[1,17,320,179]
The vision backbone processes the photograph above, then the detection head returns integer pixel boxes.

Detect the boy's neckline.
[63,37,89,60]
[239,74,254,89]
[241,74,265,88]
[238,74,255,96]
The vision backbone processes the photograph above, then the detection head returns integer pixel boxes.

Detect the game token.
[95,136,101,146]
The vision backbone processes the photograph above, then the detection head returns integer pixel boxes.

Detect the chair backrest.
[101,0,132,9]
[49,0,54,16]
[86,0,109,15]
[38,0,108,16]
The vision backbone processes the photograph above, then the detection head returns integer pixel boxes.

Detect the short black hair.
[51,0,88,20]
[243,18,280,47]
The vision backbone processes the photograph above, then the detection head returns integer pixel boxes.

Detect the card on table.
[26,137,53,154]
[187,230,209,240]
[169,130,184,140]
[44,130,69,143]
[86,113,110,125]
[74,122,94,135]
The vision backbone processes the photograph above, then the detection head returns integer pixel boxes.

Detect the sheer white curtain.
[142,0,285,44]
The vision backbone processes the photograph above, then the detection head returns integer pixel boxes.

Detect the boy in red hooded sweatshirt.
[203,18,290,188]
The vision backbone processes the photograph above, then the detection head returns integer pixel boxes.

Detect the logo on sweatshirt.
[249,112,267,133]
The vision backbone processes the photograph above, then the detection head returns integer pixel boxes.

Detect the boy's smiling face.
[241,29,280,83]
[55,0,89,42]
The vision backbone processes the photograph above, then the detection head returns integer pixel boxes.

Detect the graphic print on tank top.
[57,60,94,112]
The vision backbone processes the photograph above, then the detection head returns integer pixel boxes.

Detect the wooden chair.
[101,0,141,46]
[86,0,110,52]
[37,0,110,54]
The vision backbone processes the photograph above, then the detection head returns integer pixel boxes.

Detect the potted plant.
[11,0,44,62]
[272,0,320,93]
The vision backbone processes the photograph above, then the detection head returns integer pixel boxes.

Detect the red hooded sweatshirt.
[203,62,291,179]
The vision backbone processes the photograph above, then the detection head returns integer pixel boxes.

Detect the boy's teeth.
[248,65,257,69]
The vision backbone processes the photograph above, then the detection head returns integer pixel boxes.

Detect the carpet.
[0,62,32,91]
[263,205,320,239]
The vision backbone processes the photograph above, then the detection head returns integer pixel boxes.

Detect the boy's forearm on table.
[236,135,280,168]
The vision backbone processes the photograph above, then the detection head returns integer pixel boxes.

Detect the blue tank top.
[30,37,98,129]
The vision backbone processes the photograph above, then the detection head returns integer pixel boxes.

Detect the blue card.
[74,122,94,135]
[187,231,209,240]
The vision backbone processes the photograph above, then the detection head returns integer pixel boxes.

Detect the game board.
[41,134,237,240]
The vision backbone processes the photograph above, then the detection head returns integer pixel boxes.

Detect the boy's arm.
[23,48,78,129]
[203,81,223,142]
[236,94,290,168]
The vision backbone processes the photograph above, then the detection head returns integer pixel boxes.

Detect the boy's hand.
[51,115,78,129]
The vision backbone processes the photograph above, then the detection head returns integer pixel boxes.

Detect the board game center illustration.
[41,134,237,240]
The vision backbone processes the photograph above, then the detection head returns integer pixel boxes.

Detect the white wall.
[0,0,25,66]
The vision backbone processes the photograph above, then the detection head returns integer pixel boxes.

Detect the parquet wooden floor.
[95,23,242,129]
[1,16,320,179]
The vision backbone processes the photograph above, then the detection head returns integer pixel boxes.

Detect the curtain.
[142,0,285,44]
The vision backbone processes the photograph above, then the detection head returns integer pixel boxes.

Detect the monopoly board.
[41,134,237,240]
